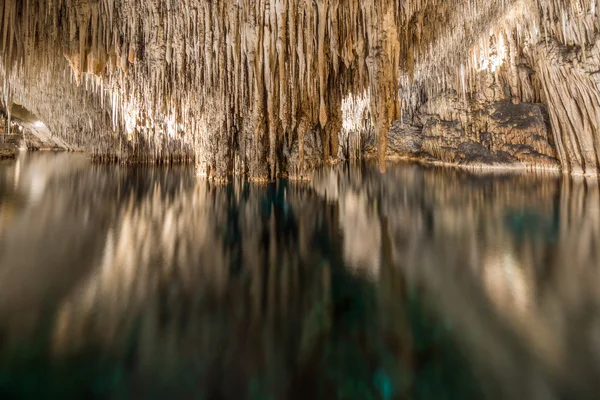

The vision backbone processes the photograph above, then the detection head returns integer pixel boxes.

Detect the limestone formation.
[393,0,600,175]
[1,0,600,178]
[0,112,16,158]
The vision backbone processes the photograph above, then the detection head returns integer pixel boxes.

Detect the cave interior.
[1,0,599,179]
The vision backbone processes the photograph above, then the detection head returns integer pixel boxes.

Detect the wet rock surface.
[0,146,16,159]
[381,99,559,169]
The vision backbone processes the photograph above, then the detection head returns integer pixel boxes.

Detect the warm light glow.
[33,121,45,128]
[122,98,139,135]
[342,91,370,133]
[473,33,507,73]
[165,115,177,137]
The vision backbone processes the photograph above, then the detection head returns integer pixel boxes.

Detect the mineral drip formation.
[1,0,600,179]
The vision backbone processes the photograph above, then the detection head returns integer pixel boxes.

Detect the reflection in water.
[0,153,599,399]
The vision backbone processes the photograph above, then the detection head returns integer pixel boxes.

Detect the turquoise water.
[0,153,599,399]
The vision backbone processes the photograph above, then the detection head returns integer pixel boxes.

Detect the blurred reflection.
[0,154,599,399]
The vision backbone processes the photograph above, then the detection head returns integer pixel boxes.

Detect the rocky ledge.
[0,146,16,159]
[372,98,560,171]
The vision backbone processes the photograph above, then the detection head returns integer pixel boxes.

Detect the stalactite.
[1,0,599,177]
[0,0,405,180]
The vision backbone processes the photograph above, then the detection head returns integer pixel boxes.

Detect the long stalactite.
[1,0,599,178]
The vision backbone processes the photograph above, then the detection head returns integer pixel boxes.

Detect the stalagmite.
[0,0,599,178]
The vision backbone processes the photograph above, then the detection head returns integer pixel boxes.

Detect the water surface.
[0,153,599,399]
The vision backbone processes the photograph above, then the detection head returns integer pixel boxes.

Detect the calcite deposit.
[1,0,599,178]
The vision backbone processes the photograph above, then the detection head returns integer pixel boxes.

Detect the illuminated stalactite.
[1,0,600,178]
[0,0,401,180]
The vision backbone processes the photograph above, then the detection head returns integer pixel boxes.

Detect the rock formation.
[368,0,600,175]
[0,112,16,159]
[1,0,599,178]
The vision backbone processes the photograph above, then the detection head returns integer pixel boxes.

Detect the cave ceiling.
[1,0,598,178]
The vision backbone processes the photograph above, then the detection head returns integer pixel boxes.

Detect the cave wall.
[380,0,600,175]
[1,0,600,178]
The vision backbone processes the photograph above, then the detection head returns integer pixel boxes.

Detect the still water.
[0,153,599,399]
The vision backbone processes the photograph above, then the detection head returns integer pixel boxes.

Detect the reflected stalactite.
[2,156,600,397]
[309,162,600,397]
[35,175,347,396]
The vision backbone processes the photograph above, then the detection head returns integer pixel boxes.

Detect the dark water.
[0,153,599,400]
